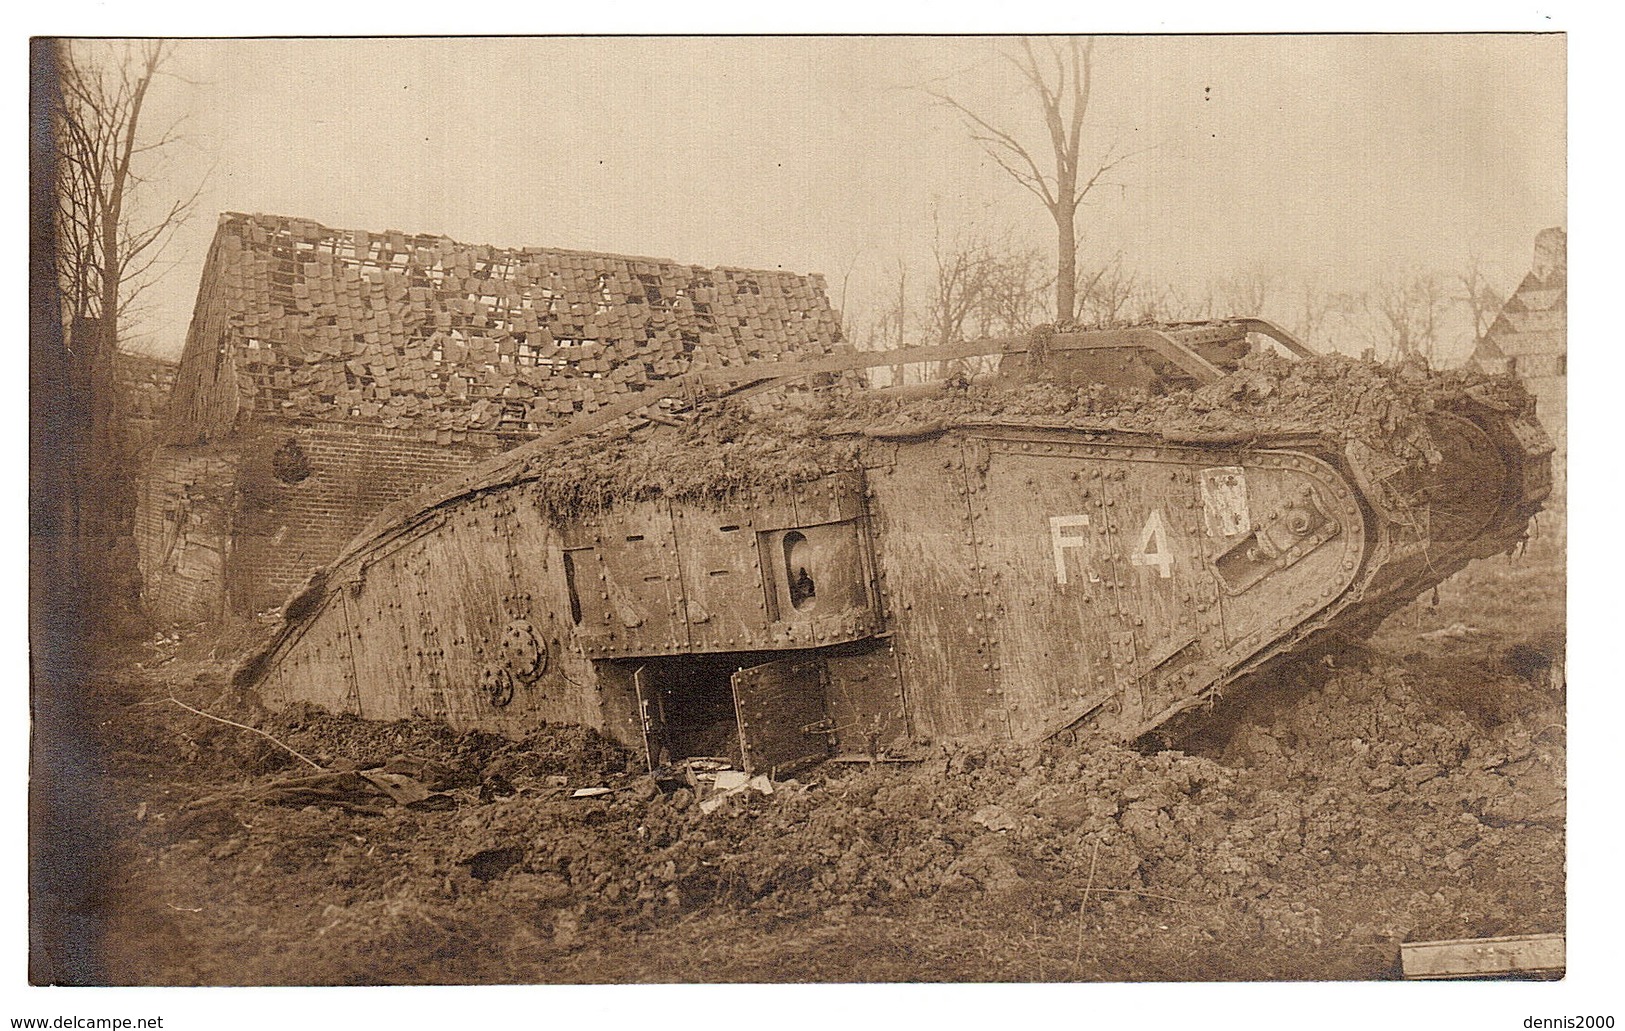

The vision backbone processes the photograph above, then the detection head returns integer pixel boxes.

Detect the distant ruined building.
[137,212,845,622]
[114,351,177,457]
[1470,227,1566,499]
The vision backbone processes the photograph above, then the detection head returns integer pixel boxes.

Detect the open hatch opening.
[621,650,832,776]
[633,654,748,767]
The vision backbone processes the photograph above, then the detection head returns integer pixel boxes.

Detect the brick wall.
[135,447,236,622]
[227,421,500,614]
[116,352,178,456]
[167,236,244,444]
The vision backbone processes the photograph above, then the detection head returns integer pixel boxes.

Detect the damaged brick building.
[115,351,177,456]
[137,212,845,623]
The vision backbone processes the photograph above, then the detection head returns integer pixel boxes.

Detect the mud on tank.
[238,320,1552,776]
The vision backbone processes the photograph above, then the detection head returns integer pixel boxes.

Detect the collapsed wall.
[135,449,235,622]
[139,213,847,623]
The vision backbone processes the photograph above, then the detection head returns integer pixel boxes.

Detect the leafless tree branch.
[928,36,1137,324]
[48,36,203,620]
[1456,255,1505,344]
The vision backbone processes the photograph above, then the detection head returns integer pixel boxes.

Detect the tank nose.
[1413,412,1510,544]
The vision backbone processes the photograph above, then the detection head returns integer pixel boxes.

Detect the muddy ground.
[58,532,1563,986]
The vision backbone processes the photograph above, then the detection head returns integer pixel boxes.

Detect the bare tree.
[925,215,1045,341]
[1074,253,1141,326]
[50,38,200,629]
[924,215,994,350]
[1287,271,1337,350]
[972,244,1049,339]
[931,36,1134,325]
[1341,271,1448,363]
[847,259,911,388]
[1216,264,1276,318]
[1456,256,1505,344]
[1150,280,1216,323]
[874,258,909,387]
[920,214,1049,379]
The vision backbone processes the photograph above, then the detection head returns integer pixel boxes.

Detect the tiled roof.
[194,213,845,440]
[1493,308,1565,340]
[1504,282,1565,315]
[1470,227,1566,371]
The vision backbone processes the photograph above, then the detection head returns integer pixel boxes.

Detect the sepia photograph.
[25,24,1583,1023]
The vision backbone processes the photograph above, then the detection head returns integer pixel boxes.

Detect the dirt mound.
[105,656,1561,983]
[512,350,1532,517]
[90,548,1563,984]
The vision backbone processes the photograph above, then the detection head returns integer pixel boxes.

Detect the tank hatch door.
[633,666,669,772]
[730,658,832,776]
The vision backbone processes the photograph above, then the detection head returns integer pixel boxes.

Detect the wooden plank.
[693,323,1264,391]
[1136,330,1225,383]
[1401,934,1564,980]
[696,339,1012,388]
[1234,317,1315,358]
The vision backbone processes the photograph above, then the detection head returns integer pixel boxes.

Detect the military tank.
[236,320,1551,774]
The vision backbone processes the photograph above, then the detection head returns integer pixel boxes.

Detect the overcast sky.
[115,34,1564,363]
[19,25,1615,1029]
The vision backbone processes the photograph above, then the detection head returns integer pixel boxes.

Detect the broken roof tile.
[175,212,845,439]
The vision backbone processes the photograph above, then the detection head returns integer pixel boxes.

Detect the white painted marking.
[1049,514,1091,585]
[1130,509,1174,578]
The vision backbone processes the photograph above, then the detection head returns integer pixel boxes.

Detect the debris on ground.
[86,539,1563,985]
[1418,623,1484,641]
